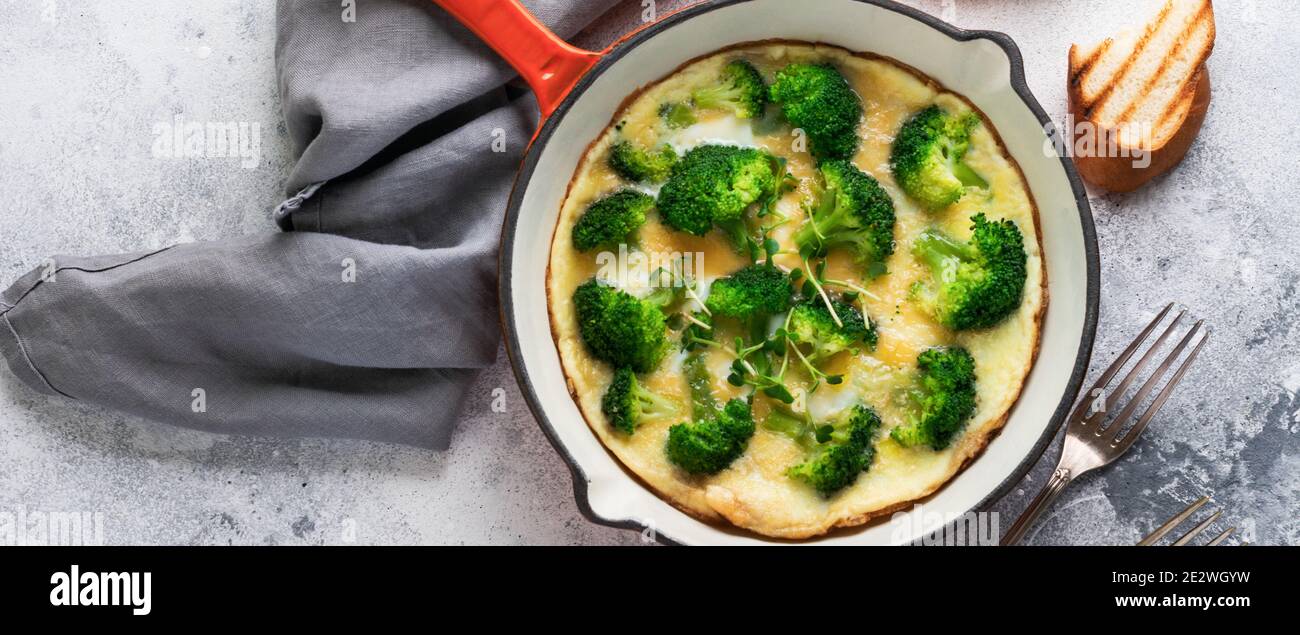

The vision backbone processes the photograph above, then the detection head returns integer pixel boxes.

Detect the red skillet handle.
[432,0,602,122]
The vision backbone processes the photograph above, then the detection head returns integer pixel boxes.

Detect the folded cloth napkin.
[0,0,618,449]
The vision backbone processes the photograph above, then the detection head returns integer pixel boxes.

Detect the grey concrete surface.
[0,0,1294,545]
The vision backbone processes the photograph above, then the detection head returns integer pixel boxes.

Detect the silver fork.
[1001,303,1209,545]
[1137,496,1237,546]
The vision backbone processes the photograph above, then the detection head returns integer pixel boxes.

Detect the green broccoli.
[573,278,670,373]
[704,264,793,320]
[601,367,679,435]
[683,350,720,419]
[656,144,779,239]
[680,310,715,353]
[608,140,677,183]
[768,63,863,161]
[787,298,877,364]
[889,105,988,210]
[666,398,755,474]
[762,405,815,445]
[571,189,655,252]
[793,159,895,272]
[890,347,977,450]
[788,404,882,496]
[666,352,756,474]
[640,267,690,313]
[658,101,697,129]
[911,213,1027,330]
[700,265,794,397]
[691,59,767,119]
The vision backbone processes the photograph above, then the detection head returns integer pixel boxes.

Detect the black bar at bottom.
[1,546,1291,618]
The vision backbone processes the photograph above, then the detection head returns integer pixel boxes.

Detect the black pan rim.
[498,0,1099,545]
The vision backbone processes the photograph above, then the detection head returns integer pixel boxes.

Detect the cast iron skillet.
[433,0,1099,544]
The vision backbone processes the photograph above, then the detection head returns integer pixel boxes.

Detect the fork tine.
[1113,322,1208,447]
[1206,527,1236,546]
[1073,303,1176,424]
[1092,309,1187,428]
[1138,496,1208,546]
[1172,509,1222,546]
[1115,329,1209,448]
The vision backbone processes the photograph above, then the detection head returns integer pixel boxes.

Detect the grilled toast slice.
[1067,0,1215,191]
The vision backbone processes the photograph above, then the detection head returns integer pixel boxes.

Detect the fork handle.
[1001,467,1073,545]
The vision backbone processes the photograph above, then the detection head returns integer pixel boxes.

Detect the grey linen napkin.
[0,0,619,449]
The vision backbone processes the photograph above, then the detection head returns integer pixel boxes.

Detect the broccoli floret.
[911,213,1027,330]
[704,264,793,351]
[691,59,767,119]
[666,398,755,474]
[601,367,679,435]
[890,347,977,450]
[657,144,779,238]
[768,63,863,161]
[608,140,677,183]
[571,189,655,252]
[788,404,882,496]
[666,354,755,474]
[889,105,988,210]
[704,264,793,320]
[793,160,895,272]
[658,101,697,129]
[702,265,790,398]
[787,298,877,364]
[573,278,670,373]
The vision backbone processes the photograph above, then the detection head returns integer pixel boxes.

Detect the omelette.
[545,42,1045,539]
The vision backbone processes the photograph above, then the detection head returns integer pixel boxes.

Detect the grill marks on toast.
[1115,3,1214,140]
[1076,0,1175,117]
[1154,74,1199,141]
[1069,40,1108,88]
[1070,0,1215,149]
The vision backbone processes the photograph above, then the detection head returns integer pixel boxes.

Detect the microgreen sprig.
[798,257,843,328]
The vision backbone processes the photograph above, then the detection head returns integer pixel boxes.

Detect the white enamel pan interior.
[500,0,1098,545]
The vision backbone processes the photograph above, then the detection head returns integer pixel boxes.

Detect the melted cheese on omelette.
[546,43,1044,539]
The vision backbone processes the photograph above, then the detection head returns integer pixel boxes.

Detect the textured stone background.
[0,0,1294,545]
